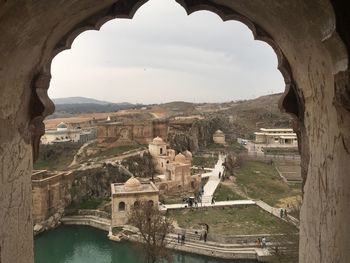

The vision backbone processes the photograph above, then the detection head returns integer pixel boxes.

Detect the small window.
[160,148,163,155]
[118,201,126,211]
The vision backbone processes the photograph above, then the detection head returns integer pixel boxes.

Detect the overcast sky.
[49,0,284,104]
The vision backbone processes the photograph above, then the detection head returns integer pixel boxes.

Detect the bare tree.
[128,201,174,263]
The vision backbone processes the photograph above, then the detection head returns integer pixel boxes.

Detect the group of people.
[280,208,288,219]
[257,237,267,248]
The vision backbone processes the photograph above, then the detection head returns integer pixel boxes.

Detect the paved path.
[255,200,299,227]
[201,154,226,204]
[162,200,255,210]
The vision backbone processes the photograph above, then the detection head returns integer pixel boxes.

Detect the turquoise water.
[35,225,258,263]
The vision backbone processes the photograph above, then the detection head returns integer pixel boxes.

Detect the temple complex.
[148,137,200,193]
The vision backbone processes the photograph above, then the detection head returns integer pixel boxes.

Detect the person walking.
[204,231,207,242]
[280,208,284,218]
[177,233,180,243]
[284,208,288,218]
[262,237,267,248]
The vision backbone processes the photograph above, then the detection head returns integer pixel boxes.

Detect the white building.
[254,128,298,146]
[41,122,95,144]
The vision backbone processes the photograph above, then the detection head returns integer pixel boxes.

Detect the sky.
[49,0,285,104]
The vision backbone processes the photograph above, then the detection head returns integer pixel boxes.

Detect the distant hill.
[49,97,143,118]
[52,97,128,105]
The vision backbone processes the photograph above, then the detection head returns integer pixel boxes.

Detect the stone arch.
[29,0,306,161]
[134,201,140,208]
[118,201,126,211]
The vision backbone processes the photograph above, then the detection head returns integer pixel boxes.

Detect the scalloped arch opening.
[47,0,297,114]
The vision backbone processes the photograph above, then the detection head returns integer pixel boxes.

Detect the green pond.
[34,225,259,263]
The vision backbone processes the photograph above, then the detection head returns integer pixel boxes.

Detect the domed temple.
[111,176,159,226]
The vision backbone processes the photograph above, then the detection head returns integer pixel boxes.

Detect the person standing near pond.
[204,231,207,242]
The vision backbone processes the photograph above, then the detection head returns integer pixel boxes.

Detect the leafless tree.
[128,201,174,263]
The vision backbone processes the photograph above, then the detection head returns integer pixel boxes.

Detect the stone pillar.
[0,84,34,262]
[299,70,350,262]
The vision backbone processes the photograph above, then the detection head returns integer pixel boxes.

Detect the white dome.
[152,136,165,144]
[57,122,68,131]
[124,176,141,191]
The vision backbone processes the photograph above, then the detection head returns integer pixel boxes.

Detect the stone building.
[213,130,226,145]
[1,1,350,263]
[148,137,200,193]
[254,128,298,147]
[111,177,159,226]
[97,119,169,146]
[32,170,73,224]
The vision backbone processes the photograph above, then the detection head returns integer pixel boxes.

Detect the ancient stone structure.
[111,177,159,226]
[254,128,298,147]
[213,130,226,145]
[0,1,349,262]
[97,119,168,146]
[148,137,200,193]
[32,170,73,226]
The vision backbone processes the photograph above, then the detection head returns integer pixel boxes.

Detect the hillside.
[49,97,143,118]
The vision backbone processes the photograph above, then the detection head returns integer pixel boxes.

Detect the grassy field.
[167,206,297,235]
[88,144,145,160]
[214,183,244,201]
[235,160,302,207]
[193,156,217,168]
[33,143,80,170]
[226,142,247,154]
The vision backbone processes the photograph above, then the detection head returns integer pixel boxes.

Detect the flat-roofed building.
[254,128,298,146]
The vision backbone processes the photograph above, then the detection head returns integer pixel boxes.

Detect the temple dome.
[124,176,141,191]
[57,122,68,131]
[182,150,192,159]
[175,153,186,163]
[152,136,165,145]
[214,130,224,136]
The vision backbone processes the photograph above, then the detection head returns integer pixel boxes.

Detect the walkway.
[255,200,299,227]
[162,200,256,210]
[201,154,226,204]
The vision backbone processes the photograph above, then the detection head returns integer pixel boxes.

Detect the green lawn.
[193,156,217,168]
[235,160,301,206]
[89,144,146,160]
[33,143,80,170]
[226,142,247,154]
[214,183,244,201]
[167,206,297,235]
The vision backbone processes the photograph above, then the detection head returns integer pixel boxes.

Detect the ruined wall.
[97,121,168,145]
